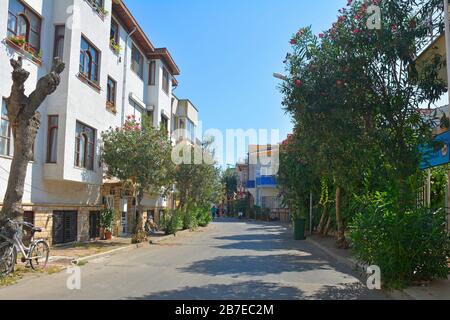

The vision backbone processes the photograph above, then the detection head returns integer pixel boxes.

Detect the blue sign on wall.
[420,131,450,170]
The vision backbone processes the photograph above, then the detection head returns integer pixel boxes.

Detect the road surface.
[0,219,388,300]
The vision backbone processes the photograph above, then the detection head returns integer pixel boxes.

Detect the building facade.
[0,0,198,244]
[243,144,281,211]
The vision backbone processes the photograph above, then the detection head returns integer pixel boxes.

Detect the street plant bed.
[51,239,132,260]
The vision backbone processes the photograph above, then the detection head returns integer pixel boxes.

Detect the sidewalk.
[306,234,450,300]
[1,225,211,288]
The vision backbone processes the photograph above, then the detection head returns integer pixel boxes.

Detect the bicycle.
[0,219,50,277]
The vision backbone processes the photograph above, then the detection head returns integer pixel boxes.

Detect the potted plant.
[100,208,115,240]
[110,38,122,54]
[292,207,307,241]
[8,35,26,48]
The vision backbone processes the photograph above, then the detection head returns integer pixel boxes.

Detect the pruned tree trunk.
[317,205,328,235]
[0,57,65,236]
[323,216,332,236]
[335,186,348,248]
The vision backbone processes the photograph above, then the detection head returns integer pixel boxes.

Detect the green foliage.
[174,139,223,211]
[99,209,115,232]
[196,207,212,227]
[183,210,199,230]
[280,0,447,248]
[162,211,183,235]
[101,115,174,236]
[222,168,238,200]
[349,192,450,289]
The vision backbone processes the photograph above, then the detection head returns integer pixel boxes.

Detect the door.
[89,211,100,239]
[53,211,77,244]
[120,198,128,236]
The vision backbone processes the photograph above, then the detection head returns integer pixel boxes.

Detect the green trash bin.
[294,218,306,240]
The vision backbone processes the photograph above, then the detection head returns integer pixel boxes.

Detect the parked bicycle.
[0,219,50,277]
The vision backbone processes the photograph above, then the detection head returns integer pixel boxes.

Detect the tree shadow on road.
[178,254,330,276]
[129,281,306,300]
[128,281,385,300]
[310,283,388,300]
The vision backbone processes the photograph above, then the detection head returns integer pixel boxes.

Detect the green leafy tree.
[174,138,223,212]
[222,167,238,213]
[281,0,445,247]
[101,115,174,239]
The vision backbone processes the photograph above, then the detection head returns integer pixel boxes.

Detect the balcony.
[246,180,256,189]
[256,176,277,187]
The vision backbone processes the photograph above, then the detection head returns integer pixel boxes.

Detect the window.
[161,115,169,133]
[129,98,144,122]
[110,19,119,46]
[24,211,34,225]
[7,0,42,52]
[75,121,95,170]
[86,0,104,7]
[47,116,58,163]
[187,119,196,142]
[162,67,170,94]
[131,44,144,79]
[149,61,156,85]
[0,100,12,157]
[53,25,65,59]
[107,76,117,107]
[147,110,154,125]
[79,36,100,83]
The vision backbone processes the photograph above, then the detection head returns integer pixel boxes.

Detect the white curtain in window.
[49,128,58,163]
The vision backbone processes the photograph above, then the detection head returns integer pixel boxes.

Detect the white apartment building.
[245,144,281,210]
[0,0,194,244]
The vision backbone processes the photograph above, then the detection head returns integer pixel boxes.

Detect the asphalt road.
[0,219,389,300]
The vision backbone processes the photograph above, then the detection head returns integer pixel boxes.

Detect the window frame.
[74,121,96,171]
[161,114,169,134]
[106,76,117,108]
[162,67,170,94]
[0,99,12,157]
[131,44,144,79]
[53,25,65,59]
[149,60,156,85]
[79,35,101,84]
[110,18,119,46]
[46,115,59,164]
[7,0,42,52]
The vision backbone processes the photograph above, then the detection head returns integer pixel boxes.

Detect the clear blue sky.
[125,0,345,161]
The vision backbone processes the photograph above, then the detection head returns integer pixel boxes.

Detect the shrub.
[163,211,183,235]
[196,207,212,227]
[349,192,450,289]
[100,209,115,232]
[183,210,199,230]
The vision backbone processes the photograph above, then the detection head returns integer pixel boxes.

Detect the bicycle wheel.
[29,241,49,271]
[0,244,16,277]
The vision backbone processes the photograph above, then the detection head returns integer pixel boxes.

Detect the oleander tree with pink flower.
[101,115,175,242]
[279,0,447,254]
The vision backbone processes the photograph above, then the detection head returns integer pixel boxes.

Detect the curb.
[72,225,210,265]
[71,242,144,265]
[149,229,191,244]
[306,237,415,300]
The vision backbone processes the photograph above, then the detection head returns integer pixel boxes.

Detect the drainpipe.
[121,26,138,126]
